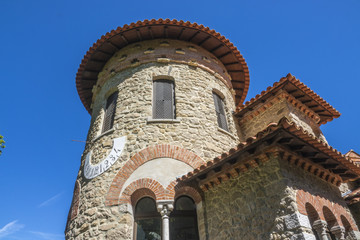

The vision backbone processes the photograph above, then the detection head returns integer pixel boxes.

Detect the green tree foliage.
[0,135,5,155]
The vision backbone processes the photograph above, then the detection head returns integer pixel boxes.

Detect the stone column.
[157,201,174,240]
[330,226,345,240]
[313,220,329,240]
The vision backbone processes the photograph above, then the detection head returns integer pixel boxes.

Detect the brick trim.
[340,215,354,231]
[174,185,202,204]
[323,206,338,229]
[120,178,203,207]
[130,188,157,207]
[105,144,205,206]
[296,189,358,230]
[119,178,165,204]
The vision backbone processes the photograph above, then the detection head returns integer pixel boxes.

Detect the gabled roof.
[345,150,360,164]
[179,117,360,190]
[76,19,250,114]
[235,73,340,125]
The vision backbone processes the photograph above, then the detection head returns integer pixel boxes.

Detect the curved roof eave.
[76,19,250,114]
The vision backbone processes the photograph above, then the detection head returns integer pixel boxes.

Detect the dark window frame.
[102,91,118,133]
[170,196,199,240]
[212,92,229,131]
[153,80,176,119]
[134,197,161,240]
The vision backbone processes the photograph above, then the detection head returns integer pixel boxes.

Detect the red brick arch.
[174,185,202,204]
[130,188,157,207]
[305,202,320,224]
[323,206,339,229]
[119,178,203,207]
[119,178,165,205]
[296,189,358,230]
[341,215,354,232]
[105,144,205,206]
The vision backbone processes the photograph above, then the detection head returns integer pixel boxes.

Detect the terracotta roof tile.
[236,73,341,124]
[180,117,360,183]
[76,19,250,114]
[345,150,360,164]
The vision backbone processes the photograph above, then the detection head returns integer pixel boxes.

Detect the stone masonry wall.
[349,202,360,229]
[280,158,360,239]
[66,40,239,239]
[202,154,358,240]
[203,157,297,240]
[238,97,327,143]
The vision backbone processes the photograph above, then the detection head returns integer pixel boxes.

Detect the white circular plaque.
[84,136,126,179]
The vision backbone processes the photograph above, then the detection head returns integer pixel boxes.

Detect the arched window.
[305,203,321,240]
[134,197,161,240]
[170,196,199,240]
[340,215,353,239]
[323,207,338,240]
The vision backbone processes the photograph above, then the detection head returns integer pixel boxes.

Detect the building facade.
[66,19,360,240]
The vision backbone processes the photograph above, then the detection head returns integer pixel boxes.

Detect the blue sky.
[1,0,360,239]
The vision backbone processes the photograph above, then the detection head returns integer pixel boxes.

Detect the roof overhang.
[76,19,250,114]
[180,117,359,191]
[235,73,340,125]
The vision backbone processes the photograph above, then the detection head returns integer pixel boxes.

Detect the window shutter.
[102,92,118,132]
[213,93,229,131]
[153,80,175,119]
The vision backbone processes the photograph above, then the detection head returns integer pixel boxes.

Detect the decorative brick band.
[105,144,205,206]
[119,178,165,204]
[119,178,203,206]
[130,188,156,207]
[174,185,202,204]
[296,189,358,230]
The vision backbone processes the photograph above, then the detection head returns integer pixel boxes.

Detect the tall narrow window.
[213,92,229,131]
[102,92,118,133]
[134,197,161,240]
[170,196,199,240]
[153,80,175,119]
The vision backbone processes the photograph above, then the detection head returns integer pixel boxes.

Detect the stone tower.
[66,19,249,240]
[67,19,360,240]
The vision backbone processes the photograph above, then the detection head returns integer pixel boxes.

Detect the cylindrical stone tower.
[66,19,249,240]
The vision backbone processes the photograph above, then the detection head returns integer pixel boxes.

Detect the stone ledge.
[92,128,115,142]
[217,127,236,140]
[146,117,181,123]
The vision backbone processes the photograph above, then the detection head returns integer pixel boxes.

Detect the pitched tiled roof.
[76,19,250,114]
[345,150,360,164]
[236,73,340,124]
[179,117,360,185]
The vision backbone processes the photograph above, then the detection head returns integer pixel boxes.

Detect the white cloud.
[38,192,63,208]
[30,231,63,240]
[0,220,24,239]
